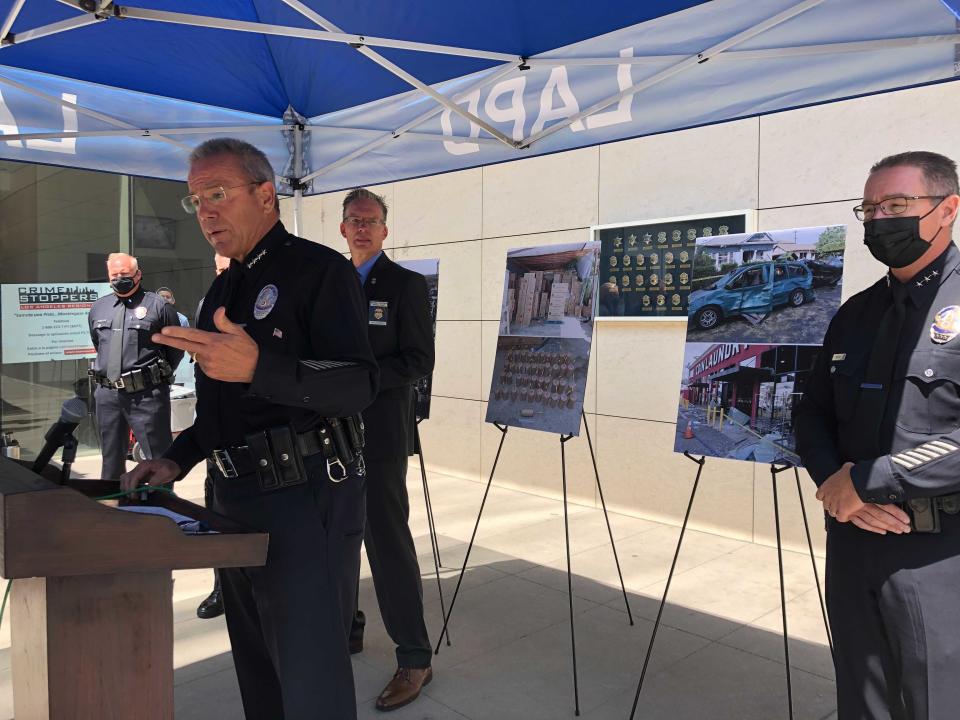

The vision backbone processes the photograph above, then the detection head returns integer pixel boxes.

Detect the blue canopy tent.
[0,0,959,233]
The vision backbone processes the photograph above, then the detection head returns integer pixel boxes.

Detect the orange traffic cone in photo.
[683,420,694,439]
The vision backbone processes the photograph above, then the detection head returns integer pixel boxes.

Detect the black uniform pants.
[353,455,431,669]
[94,384,171,479]
[203,462,221,593]
[213,457,366,720]
[826,513,960,719]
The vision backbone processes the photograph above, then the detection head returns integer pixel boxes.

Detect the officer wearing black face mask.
[88,252,183,479]
[794,151,960,719]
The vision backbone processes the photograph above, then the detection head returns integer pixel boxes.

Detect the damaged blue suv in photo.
[688,260,814,330]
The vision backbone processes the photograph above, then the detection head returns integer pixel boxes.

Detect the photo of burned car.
[688,260,814,331]
[686,225,846,345]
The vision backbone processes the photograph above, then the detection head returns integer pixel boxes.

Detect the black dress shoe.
[196,588,224,619]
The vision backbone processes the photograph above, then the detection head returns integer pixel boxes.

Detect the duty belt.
[210,417,365,491]
[89,363,168,393]
[900,493,960,534]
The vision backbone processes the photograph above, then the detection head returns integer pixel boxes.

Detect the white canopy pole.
[278,0,520,150]
[0,124,281,142]
[519,0,827,149]
[291,123,304,236]
[301,61,520,184]
[0,0,27,44]
[0,13,103,47]
[0,73,191,150]
[97,3,519,62]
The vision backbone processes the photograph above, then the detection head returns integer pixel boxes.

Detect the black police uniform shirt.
[164,221,379,473]
[88,287,184,376]
[795,242,960,504]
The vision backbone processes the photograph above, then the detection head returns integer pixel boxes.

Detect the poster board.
[485,241,600,436]
[1,283,113,364]
[674,225,847,465]
[594,211,752,320]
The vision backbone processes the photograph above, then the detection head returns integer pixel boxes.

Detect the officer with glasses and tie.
[795,151,960,719]
[340,187,436,712]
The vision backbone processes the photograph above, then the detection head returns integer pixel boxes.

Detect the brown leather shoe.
[375,666,433,712]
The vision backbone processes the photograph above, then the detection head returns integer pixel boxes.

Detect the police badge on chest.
[369,300,388,326]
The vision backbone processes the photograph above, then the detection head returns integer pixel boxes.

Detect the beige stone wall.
[282,81,960,554]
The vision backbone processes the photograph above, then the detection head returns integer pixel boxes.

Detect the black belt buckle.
[212,448,238,479]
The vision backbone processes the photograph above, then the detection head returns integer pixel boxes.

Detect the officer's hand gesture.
[120,458,181,493]
[153,307,259,383]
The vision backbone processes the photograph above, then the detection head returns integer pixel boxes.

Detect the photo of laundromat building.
[676,342,820,464]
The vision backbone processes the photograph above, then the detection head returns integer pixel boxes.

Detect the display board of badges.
[594,211,753,321]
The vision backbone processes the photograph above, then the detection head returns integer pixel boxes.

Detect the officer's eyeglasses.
[853,195,945,221]
[181,182,262,214]
[343,216,386,228]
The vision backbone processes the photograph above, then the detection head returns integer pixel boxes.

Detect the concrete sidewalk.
[0,457,836,719]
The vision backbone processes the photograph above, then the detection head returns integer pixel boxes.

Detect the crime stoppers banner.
[2,283,112,364]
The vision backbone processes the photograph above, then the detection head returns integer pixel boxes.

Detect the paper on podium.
[117,505,219,534]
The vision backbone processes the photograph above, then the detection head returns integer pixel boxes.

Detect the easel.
[414,418,450,645]
[626,454,834,720]
[434,410,634,716]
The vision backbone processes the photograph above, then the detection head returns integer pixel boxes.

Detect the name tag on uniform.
[369,300,388,326]
[831,353,846,361]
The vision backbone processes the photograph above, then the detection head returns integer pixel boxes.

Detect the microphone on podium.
[32,397,87,473]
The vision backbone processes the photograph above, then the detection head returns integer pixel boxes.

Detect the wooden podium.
[0,457,269,720]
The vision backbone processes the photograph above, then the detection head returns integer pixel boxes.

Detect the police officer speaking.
[88,253,183,480]
[341,188,436,711]
[795,151,960,719]
[121,138,378,720]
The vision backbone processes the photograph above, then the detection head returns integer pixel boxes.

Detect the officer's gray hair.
[342,188,388,222]
[871,151,959,198]
[106,252,138,272]
[188,138,279,211]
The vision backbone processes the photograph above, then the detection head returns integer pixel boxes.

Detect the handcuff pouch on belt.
[244,427,307,492]
[908,494,960,533]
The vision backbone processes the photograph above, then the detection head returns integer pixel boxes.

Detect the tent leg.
[293,187,303,237]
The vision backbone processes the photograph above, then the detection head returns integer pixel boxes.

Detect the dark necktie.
[106,301,126,381]
[849,282,907,458]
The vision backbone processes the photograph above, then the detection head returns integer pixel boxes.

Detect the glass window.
[0,163,211,464]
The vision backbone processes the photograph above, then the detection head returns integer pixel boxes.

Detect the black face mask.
[862,202,943,269]
[111,276,137,295]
